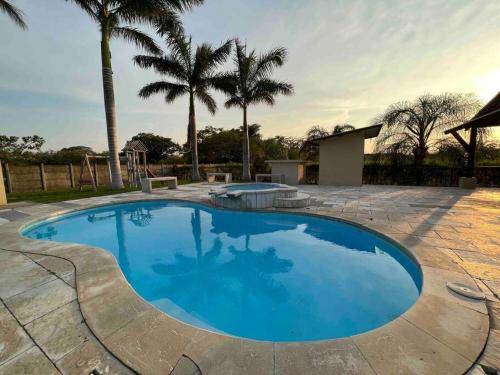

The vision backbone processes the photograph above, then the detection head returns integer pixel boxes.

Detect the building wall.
[269,162,305,185]
[318,133,365,186]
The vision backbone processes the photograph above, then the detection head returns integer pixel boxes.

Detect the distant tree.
[216,39,293,180]
[64,0,203,189]
[60,146,94,154]
[376,93,481,184]
[196,127,242,164]
[131,133,181,163]
[134,22,232,180]
[301,124,355,161]
[0,135,44,157]
[333,123,355,134]
[0,0,26,29]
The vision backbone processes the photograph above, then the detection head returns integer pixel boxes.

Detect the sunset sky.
[1,0,499,151]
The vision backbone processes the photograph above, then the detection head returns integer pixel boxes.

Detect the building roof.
[123,140,148,152]
[307,124,382,145]
[445,91,500,134]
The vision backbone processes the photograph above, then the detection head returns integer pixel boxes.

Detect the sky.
[1,0,499,152]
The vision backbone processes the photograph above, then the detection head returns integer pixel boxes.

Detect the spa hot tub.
[209,183,309,209]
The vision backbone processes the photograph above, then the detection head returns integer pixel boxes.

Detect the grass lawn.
[7,180,191,204]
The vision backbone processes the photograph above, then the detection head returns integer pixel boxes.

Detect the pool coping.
[0,196,490,375]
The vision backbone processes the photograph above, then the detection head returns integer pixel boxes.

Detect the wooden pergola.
[444,91,500,178]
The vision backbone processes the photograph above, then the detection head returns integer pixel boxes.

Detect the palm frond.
[112,27,161,55]
[210,72,238,95]
[0,0,27,28]
[224,97,243,109]
[162,21,192,69]
[138,81,188,102]
[134,54,186,81]
[114,1,180,27]
[250,79,293,106]
[195,90,217,115]
[192,39,232,81]
[251,47,287,82]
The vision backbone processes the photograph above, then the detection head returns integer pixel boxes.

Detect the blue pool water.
[225,183,279,191]
[23,200,421,342]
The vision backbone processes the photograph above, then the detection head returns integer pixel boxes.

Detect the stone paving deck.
[0,184,498,374]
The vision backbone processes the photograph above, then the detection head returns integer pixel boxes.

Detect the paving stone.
[80,284,152,340]
[353,318,472,375]
[421,266,488,314]
[104,309,198,375]
[484,280,500,298]
[76,267,125,302]
[27,255,74,278]
[56,337,134,375]
[460,262,500,281]
[408,245,465,272]
[403,294,489,362]
[50,202,81,209]
[61,272,76,288]
[479,329,500,370]
[0,260,57,299]
[0,210,30,221]
[0,251,33,273]
[171,355,202,375]
[70,247,117,275]
[275,338,375,375]
[24,300,92,362]
[184,331,274,375]
[0,346,59,375]
[0,304,33,366]
[4,279,76,325]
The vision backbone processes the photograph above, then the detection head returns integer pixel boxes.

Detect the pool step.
[274,193,311,208]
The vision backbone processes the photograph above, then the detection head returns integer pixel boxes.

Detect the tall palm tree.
[64,0,202,188]
[134,24,232,181]
[1,0,27,29]
[216,39,293,180]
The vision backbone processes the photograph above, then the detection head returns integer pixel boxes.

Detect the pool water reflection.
[23,200,421,342]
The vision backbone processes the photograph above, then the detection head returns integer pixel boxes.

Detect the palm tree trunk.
[189,92,201,181]
[101,28,124,189]
[242,105,251,180]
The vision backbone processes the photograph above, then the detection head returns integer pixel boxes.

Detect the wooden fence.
[2,161,499,193]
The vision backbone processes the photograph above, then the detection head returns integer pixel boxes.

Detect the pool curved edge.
[0,197,489,375]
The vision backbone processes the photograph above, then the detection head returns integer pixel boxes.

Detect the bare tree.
[375,93,481,185]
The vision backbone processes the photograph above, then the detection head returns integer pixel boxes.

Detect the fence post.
[3,162,12,193]
[0,162,7,205]
[93,162,99,186]
[68,163,75,188]
[39,163,47,191]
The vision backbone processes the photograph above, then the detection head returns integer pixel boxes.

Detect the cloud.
[0,0,499,151]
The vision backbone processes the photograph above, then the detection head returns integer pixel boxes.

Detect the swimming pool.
[23,200,421,342]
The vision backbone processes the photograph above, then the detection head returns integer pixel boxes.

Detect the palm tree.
[134,24,232,181]
[376,93,481,185]
[64,0,202,188]
[1,0,27,29]
[217,39,293,180]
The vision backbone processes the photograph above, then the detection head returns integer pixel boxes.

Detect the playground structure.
[122,140,154,188]
[78,154,112,191]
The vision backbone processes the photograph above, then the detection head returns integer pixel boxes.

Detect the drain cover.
[446,282,485,300]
